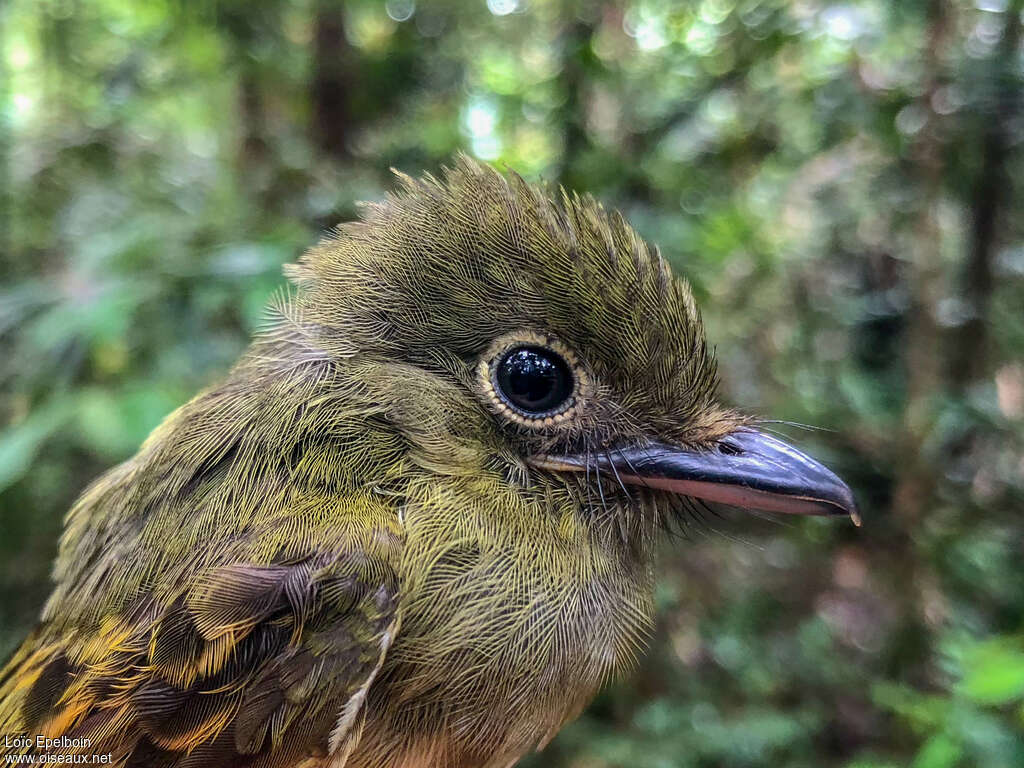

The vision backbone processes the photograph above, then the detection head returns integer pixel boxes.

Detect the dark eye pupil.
[495,346,573,416]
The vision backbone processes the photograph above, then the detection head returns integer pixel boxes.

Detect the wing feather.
[1,339,409,767]
[1,547,400,767]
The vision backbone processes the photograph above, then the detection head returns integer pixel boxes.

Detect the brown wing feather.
[0,551,399,767]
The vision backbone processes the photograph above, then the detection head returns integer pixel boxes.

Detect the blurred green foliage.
[1,0,1022,766]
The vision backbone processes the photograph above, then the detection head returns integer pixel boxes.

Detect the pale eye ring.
[479,333,586,427]
[493,345,574,418]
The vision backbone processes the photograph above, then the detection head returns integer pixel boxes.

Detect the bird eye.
[493,345,574,419]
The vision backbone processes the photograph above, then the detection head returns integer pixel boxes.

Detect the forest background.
[1,1,1023,766]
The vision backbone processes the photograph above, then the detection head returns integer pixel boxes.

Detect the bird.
[0,156,858,768]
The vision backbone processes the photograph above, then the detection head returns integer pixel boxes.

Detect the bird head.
[281,157,858,553]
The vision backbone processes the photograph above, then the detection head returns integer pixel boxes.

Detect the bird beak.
[533,429,860,525]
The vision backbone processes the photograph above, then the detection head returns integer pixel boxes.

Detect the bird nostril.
[717,441,742,456]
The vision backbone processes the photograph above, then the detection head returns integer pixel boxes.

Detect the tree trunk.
[890,0,951,528]
[310,0,355,161]
[949,0,1022,388]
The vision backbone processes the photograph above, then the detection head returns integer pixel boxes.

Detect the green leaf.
[912,733,962,768]
[958,640,1024,706]
[0,399,76,492]
[871,681,948,731]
